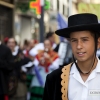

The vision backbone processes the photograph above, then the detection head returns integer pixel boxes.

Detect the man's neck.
[77,57,98,74]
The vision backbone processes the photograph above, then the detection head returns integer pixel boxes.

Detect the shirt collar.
[95,57,100,72]
[70,57,100,75]
[70,63,77,75]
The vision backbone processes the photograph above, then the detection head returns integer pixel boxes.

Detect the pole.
[40,0,44,42]
[0,20,1,40]
[68,0,72,16]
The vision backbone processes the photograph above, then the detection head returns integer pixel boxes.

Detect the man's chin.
[76,57,87,62]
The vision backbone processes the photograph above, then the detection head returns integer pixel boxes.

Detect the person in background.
[7,38,31,100]
[29,39,59,100]
[0,39,14,100]
[54,38,73,67]
[29,39,38,50]
[29,32,56,58]
[7,38,19,59]
[29,39,35,50]
[28,39,36,61]
[45,32,57,49]
[23,39,30,57]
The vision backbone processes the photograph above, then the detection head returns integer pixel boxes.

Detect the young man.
[42,13,100,100]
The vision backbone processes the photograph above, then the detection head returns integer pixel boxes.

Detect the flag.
[57,13,68,41]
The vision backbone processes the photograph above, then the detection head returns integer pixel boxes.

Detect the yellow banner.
[78,3,100,19]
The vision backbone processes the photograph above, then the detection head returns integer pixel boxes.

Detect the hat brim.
[55,23,100,38]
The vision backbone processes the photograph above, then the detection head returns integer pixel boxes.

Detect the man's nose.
[77,41,82,49]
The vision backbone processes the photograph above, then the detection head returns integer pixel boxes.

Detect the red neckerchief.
[36,50,59,72]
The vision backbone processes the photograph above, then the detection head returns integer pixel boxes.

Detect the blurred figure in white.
[29,32,57,57]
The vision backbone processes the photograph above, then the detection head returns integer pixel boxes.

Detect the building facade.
[0,0,14,41]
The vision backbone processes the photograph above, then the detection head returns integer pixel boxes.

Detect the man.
[43,13,100,100]
[29,39,59,100]
[7,38,19,58]
[0,40,14,100]
[29,39,35,50]
[45,32,57,49]
[54,38,73,67]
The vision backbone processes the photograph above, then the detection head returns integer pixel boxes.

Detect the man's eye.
[71,40,77,42]
[83,39,88,41]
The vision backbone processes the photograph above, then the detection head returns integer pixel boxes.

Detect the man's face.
[70,31,95,62]
[7,38,16,51]
[44,40,52,52]
[49,34,55,43]
[29,40,34,49]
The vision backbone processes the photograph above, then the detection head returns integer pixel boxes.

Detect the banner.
[57,13,67,41]
[78,3,100,19]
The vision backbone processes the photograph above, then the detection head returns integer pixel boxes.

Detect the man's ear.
[97,37,100,49]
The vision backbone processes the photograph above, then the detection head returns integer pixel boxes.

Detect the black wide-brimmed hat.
[55,13,100,38]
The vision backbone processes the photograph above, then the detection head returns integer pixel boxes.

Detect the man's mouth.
[77,52,86,56]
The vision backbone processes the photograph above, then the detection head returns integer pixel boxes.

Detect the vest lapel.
[61,63,72,100]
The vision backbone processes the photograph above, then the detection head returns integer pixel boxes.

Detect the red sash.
[36,50,59,72]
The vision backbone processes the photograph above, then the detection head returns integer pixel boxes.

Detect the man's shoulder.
[1,44,10,51]
[46,67,62,82]
[49,67,62,77]
[47,63,72,80]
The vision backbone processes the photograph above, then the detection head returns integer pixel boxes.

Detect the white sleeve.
[21,61,34,72]
[49,58,59,70]
[33,58,39,66]
[29,48,37,57]
[29,43,44,57]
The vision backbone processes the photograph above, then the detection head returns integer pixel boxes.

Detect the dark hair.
[24,39,29,46]
[89,30,100,52]
[44,39,51,43]
[45,32,54,39]
[90,31,99,39]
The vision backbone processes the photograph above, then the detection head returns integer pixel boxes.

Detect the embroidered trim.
[61,63,71,100]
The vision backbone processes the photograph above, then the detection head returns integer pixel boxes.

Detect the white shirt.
[68,58,100,100]
[29,43,44,57]
[97,49,100,57]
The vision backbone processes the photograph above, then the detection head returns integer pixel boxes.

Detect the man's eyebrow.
[70,37,89,40]
[70,38,77,40]
[80,37,89,39]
